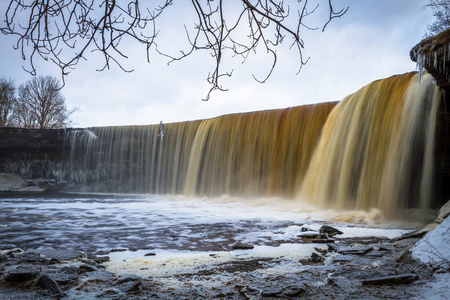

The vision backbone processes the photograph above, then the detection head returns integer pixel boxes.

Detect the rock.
[117,274,141,284]
[361,274,419,286]
[261,287,283,297]
[333,254,354,263]
[379,245,395,252]
[84,270,115,282]
[110,248,127,252]
[319,225,343,237]
[0,173,27,191]
[283,283,307,296]
[118,280,142,294]
[328,243,339,252]
[4,265,38,282]
[337,246,373,255]
[144,252,156,257]
[311,252,325,262]
[396,223,438,240]
[37,274,63,296]
[410,28,450,90]
[36,249,83,261]
[88,254,110,263]
[77,264,98,274]
[232,243,254,250]
[312,239,335,244]
[436,200,450,224]
[297,232,321,238]
[51,273,78,285]
[96,287,123,298]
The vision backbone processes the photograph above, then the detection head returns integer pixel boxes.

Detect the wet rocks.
[337,246,373,255]
[37,274,63,296]
[361,274,419,286]
[232,243,254,250]
[4,265,38,283]
[319,225,343,237]
[311,252,325,262]
[36,248,83,261]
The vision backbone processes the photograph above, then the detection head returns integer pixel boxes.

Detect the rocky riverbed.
[1,227,447,299]
[1,192,449,299]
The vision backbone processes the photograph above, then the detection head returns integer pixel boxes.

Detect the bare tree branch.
[1,0,348,100]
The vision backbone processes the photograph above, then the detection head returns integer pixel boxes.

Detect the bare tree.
[0,78,17,127]
[425,0,450,36]
[16,76,75,129]
[1,0,348,100]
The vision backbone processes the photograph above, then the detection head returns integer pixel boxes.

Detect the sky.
[0,0,435,128]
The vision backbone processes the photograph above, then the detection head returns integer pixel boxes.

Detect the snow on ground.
[411,216,450,266]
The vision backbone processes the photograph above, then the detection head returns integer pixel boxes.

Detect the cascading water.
[63,72,442,216]
[300,72,441,215]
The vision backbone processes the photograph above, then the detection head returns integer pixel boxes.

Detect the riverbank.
[1,228,448,299]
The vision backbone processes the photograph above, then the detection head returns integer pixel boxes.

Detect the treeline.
[0,75,75,129]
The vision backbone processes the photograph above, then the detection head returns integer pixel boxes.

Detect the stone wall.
[0,127,67,180]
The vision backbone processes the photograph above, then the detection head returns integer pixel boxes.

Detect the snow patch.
[411,216,450,266]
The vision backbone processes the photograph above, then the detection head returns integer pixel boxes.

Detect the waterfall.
[300,73,441,214]
[64,72,442,215]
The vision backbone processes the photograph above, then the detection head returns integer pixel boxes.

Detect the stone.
[110,248,127,252]
[283,283,307,296]
[261,287,283,297]
[77,264,98,274]
[232,243,254,250]
[88,255,110,264]
[297,232,321,238]
[4,265,38,282]
[144,252,156,257]
[51,273,78,285]
[410,28,450,90]
[333,254,354,263]
[0,173,27,191]
[84,270,115,282]
[337,246,373,255]
[436,200,450,223]
[396,223,438,240]
[117,274,141,284]
[319,225,343,237]
[36,249,83,261]
[312,238,335,244]
[38,274,63,296]
[361,274,419,286]
[311,252,325,262]
[118,281,142,293]
[379,245,395,252]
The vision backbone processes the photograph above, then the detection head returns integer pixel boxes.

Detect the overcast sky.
[0,0,434,127]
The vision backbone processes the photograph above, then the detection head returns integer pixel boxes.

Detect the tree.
[1,0,348,100]
[0,78,16,127]
[425,0,450,36]
[16,76,75,129]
